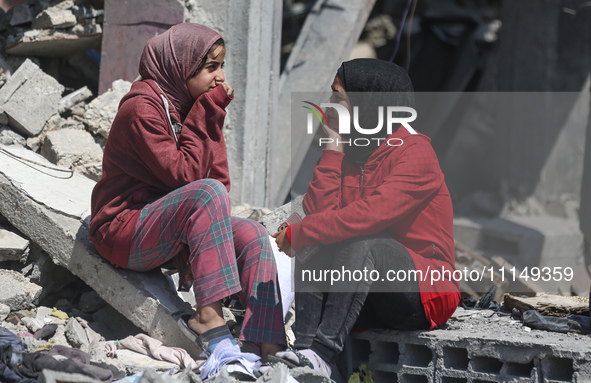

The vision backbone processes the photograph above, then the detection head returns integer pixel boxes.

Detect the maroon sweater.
[89,81,232,268]
[291,126,460,328]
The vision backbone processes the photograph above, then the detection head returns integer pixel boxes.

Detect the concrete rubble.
[0,1,589,382]
[0,224,29,261]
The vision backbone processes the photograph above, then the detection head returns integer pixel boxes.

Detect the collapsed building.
[1,0,591,382]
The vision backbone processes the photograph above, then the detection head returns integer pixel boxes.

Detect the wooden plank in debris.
[5,34,101,57]
[504,293,589,317]
[269,0,377,206]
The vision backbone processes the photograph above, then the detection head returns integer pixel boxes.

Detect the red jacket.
[89,81,232,268]
[291,126,460,328]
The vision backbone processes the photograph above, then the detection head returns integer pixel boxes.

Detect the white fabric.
[269,235,295,321]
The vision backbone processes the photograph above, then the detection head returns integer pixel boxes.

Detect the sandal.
[268,349,314,369]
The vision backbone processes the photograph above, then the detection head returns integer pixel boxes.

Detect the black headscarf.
[336,59,415,164]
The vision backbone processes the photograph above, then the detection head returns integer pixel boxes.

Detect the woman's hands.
[321,122,343,152]
[271,229,292,257]
[221,83,234,98]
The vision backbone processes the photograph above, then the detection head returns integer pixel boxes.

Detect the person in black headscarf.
[272,59,459,377]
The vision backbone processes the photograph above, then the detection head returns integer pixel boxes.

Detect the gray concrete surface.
[0,59,64,136]
[0,224,29,261]
[342,307,591,383]
[41,128,104,181]
[0,269,41,310]
[0,144,200,357]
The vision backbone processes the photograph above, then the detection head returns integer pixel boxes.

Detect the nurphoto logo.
[303,101,418,148]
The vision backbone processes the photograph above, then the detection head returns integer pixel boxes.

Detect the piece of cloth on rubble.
[460,286,500,311]
[1,327,33,383]
[51,308,68,320]
[198,338,260,381]
[17,345,112,381]
[100,333,198,370]
[34,323,58,340]
[522,310,586,334]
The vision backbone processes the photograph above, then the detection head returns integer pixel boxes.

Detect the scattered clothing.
[100,333,199,370]
[522,310,588,334]
[198,338,260,380]
[34,323,58,340]
[18,345,112,382]
[51,308,68,320]
[1,327,31,383]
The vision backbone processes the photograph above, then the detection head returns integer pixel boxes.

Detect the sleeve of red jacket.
[291,140,444,250]
[127,85,232,191]
[302,149,344,215]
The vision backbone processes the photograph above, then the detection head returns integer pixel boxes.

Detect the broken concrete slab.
[65,317,91,351]
[0,224,29,261]
[0,59,64,136]
[0,269,41,310]
[259,195,304,233]
[59,86,93,114]
[0,144,200,357]
[41,128,103,181]
[0,126,26,146]
[84,79,132,139]
[33,1,77,29]
[453,215,583,294]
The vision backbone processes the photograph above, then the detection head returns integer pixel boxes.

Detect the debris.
[41,128,103,181]
[0,126,26,146]
[0,224,29,261]
[504,293,589,317]
[32,1,77,29]
[65,317,90,351]
[0,269,41,310]
[51,307,68,320]
[83,79,132,139]
[0,302,11,321]
[0,59,64,137]
[59,86,93,114]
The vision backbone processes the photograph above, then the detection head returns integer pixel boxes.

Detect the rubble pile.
[0,0,103,57]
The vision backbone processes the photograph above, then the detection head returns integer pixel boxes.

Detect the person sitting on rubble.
[88,23,286,363]
[272,58,461,377]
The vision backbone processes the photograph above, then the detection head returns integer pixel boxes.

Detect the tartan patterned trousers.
[127,179,286,345]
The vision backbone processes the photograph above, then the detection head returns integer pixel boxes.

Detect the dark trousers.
[293,234,430,364]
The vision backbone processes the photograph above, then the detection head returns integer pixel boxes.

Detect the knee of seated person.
[186,179,229,205]
[236,219,269,242]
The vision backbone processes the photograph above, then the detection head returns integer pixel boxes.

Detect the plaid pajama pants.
[127,179,286,346]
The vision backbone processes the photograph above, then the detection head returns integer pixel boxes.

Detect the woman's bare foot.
[187,301,226,335]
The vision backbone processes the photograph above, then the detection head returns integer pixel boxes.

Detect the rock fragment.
[7,4,33,27]
[32,0,77,29]
[0,269,41,310]
[0,224,29,261]
[41,128,103,181]
[0,59,64,137]
[0,126,26,146]
[84,79,132,138]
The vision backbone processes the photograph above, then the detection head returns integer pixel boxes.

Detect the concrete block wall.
[339,328,591,383]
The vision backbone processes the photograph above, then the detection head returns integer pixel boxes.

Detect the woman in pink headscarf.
[89,23,286,362]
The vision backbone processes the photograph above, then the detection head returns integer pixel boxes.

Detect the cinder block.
[453,215,582,293]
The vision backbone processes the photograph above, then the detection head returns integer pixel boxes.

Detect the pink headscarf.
[139,23,222,117]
